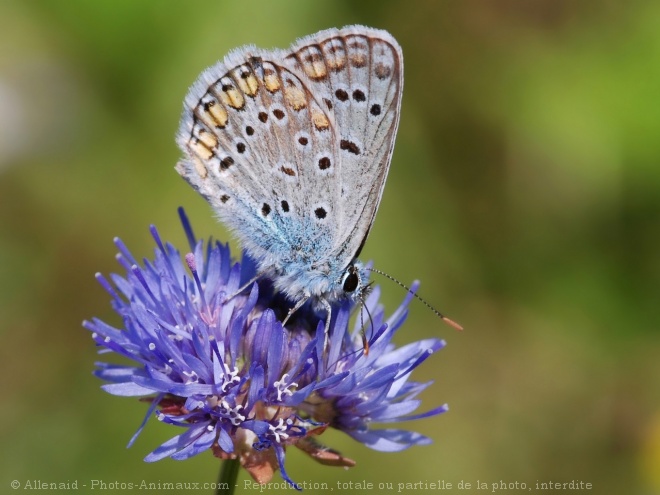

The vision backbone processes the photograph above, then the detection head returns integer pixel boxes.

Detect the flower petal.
[347,428,433,452]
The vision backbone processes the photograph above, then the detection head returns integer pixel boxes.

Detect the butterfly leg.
[319,297,333,353]
[282,294,332,357]
[281,293,311,326]
[222,274,260,303]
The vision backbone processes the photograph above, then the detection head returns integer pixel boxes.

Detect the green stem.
[216,458,240,495]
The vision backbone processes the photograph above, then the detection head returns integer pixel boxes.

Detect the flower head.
[84,208,447,488]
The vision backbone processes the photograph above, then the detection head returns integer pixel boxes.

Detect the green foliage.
[1,1,658,493]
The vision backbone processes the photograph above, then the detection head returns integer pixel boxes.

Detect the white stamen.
[269,418,290,443]
[183,370,199,384]
[219,400,245,426]
[220,364,240,392]
[273,373,298,401]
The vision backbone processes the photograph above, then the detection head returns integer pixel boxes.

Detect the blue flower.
[84,208,447,488]
[311,289,449,452]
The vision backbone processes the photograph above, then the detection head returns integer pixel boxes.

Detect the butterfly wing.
[176,26,402,298]
[176,48,335,263]
[284,26,403,263]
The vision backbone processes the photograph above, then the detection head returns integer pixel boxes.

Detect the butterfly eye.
[342,268,360,293]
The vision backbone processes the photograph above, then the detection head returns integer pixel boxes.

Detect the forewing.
[176,46,340,263]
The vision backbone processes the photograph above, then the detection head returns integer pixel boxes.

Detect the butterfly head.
[341,264,361,293]
[339,262,372,302]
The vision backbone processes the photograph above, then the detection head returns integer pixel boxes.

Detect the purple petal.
[217,426,234,453]
[144,422,210,462]
[101,382,154,396]
[170,426,217,460]
[347,428,433,452]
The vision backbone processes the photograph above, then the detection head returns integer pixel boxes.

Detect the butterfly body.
[176,25,403,323]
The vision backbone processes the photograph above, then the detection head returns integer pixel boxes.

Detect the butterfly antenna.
[365,268,463,331]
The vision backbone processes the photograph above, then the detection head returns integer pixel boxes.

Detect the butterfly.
[175,25,403,346]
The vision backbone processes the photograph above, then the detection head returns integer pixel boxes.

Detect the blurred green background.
[1,0,659,493]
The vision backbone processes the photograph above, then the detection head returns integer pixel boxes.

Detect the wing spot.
[220,194,230,203]
[326,56,346,71]
[375,63,392,80]
[312,110,329,131]
[280,166,296,176]
[258,111,268,123]
[190,139,213,160]
[340,139,360,155]
[245,126,254,136]
[219,83,245,109]
[199,99,228,129]
[236,142,246,154]
[191,156,207,178]
[352,89,366,102]
[370,104,381,116]
[238,72,259,96]
[302,50,327,80]
[335,89,349,102]
[263,68,281,93]
[324,98,333,110]
[261,203,271,217]
[220,156,234,171]
[318,157,331,170]
[314,207,327,219]
[284,85,307,111]
[324,41,347,71]
[196,128,218,149]
[298,136,309,146]
[273,109,286,120]
[350,54,367,68]
[281,200,290,213]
